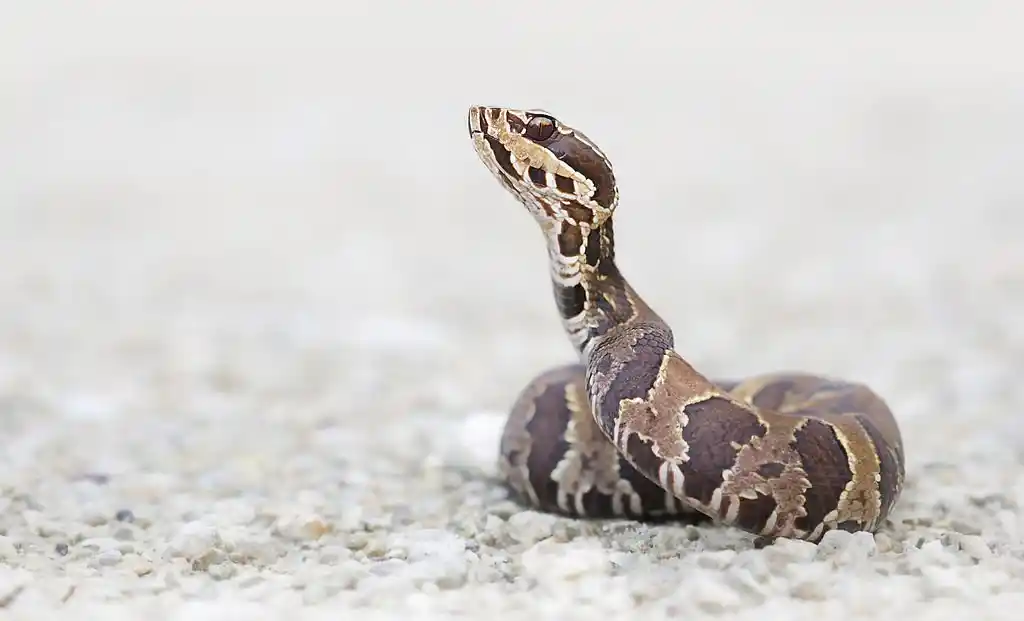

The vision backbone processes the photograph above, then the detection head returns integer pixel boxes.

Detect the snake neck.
[545,217,672,360]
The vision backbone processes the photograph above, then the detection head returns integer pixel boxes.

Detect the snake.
[467,105,906,543]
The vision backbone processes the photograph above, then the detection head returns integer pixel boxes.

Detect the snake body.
[468,106,906,543]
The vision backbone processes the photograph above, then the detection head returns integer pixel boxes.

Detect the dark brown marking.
[584,262,638,337]
[527,167,547,186]
[584,227,602,267]
[835,520,862,533]
[621,433,670,488]
[506,112,525,134]
[611,452,709,522]
[557,223,583,257]
[502,376,572,511]
[792,420,852,531]
[678,397,768,505]
[588,327,673,424]
[757,462,786,479]
[736,493,778,532]
[719,494,734,521]
[554,283,587,319]
[589,224,629,308]
[555,174,576,194]
[546,130,616,210]
[565,202,593,225]
[485,135,519,181]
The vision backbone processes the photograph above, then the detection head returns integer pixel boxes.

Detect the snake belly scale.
[467,105,906,543]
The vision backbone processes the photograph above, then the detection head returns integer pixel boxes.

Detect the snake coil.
[468,106,905,543]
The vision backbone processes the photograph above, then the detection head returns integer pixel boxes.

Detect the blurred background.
[2,2,1023,458]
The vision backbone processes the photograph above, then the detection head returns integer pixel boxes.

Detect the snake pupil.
[526,115,556,141]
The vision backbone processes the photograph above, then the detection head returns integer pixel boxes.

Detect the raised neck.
[542,216,670,359]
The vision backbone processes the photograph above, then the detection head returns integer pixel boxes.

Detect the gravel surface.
[4,4,1024,620]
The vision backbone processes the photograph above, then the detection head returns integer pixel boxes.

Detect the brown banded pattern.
[470,105,906,543]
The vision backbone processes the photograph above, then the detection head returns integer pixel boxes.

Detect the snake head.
[468,106,618,229]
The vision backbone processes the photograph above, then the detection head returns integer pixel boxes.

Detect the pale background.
[2,3,1024,619]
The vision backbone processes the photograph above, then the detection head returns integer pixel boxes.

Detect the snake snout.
[468,106,486,135]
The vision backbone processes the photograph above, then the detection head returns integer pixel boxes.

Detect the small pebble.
[920,565,969,599]
[688,571,744,613]
[55,543,69,556]
[958,535,992,561]
[906,538,958,573]
[520,539,612,581]
[763,538,817,563]
[506,512,558,544]
[208,562,237,580]
[79,472,110,485]
[115,509,136,523]
[874,532,895,554]
[127,555,154,576]
[167,521,220,559]
[95,549,123,567]
[789,579,828,601]
[696,550,738,570]
[369,558,408,577]
[274,511,330,541]
[814,530,876,565]
[79,537,122,553]
[950,520,982,536]
[317,545,352,565]
[82,511,109,527]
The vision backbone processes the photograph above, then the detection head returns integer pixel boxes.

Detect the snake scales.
[467,106,906,543]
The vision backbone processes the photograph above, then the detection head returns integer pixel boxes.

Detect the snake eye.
[525,115,556,141]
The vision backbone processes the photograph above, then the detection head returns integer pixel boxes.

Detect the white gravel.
[4,3,1024,619]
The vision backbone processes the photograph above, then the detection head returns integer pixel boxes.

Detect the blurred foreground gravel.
[3,4,1024,620]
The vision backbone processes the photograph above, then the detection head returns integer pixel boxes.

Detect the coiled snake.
[468,105,906,543]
